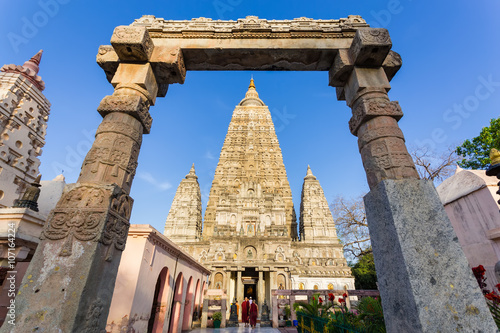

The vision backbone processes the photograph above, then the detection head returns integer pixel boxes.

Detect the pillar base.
[364,179,497,332]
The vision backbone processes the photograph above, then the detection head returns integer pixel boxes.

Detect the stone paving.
[188,324,297,333]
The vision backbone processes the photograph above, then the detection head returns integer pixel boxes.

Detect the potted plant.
[212,311,222,329]
[284,305,292,327]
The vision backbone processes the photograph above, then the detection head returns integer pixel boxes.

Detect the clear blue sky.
[1,1,499,233]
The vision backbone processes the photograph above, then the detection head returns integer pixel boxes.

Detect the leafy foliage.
[355,297,386,333]
[293,294,330,318]
[351,252,378,290]
[456,117,500,169]
[212,311,222,321]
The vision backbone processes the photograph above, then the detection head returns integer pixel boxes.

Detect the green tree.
[351,252,378,290]
[456,117,500,169]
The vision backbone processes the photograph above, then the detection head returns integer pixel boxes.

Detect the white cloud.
[205,151,215,160]
[138,172,172,191]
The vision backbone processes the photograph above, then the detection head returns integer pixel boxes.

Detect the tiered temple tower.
[164,164,203,242]
[165,79,353,311]
[300,165,340,243]
[202,78,298,240]
[0,50,50,208]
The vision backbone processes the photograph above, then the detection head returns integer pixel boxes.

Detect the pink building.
[106,224,210,333]
[437,167,500,291]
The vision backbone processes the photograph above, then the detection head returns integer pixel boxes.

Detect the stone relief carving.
[83,298,104,333]
[132,15,368,36]
[41,185,132,259]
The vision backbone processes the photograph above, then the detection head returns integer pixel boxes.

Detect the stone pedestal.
[2,183,133,333]
[260,299,271,327]
[201,298,209,328]
[364,179,498,332]
[227,301,238,327]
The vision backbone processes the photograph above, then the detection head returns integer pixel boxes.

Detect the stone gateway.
[3,15,497,333]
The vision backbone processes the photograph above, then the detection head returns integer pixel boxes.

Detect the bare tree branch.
[331,195,371,262]
[410,146,459,184]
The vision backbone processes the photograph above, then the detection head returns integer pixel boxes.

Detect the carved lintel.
[349,28,392,67]
[349,99,403,135]
[97,94,152,134]
[111,26,154,62]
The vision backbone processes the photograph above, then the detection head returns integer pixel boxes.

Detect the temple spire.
[0,49,45,91]
[186,163,198,179]
[239,77,264,106]
[23,50,43,75]
[249,77,255,89]
[305,165,316,180]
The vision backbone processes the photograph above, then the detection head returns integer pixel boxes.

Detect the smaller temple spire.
[0,50,45,91]
[304,165,316,180]
[186,163,198,179]
[23,50,43,75]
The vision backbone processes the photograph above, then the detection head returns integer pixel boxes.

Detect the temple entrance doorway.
[242,267,259,302]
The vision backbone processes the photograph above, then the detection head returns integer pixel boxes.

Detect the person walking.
[242,297,249,327]
[249,299,258,328]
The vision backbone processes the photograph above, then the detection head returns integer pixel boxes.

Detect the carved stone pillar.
[257,270,264,317]
[330,28,497,332]
[236,270,243,321]
[2,26,180,333]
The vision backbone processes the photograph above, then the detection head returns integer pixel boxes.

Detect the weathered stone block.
[97,94,152,134]
[345,67,390,105]
[382,50,402,82]
[328,49,353,87]
[110,26,154,62]
[150,46,186,85]
[336,87,345,101]
[364,179,498,333]
[111,63,158,104]
[97,45,119,83]
[349,28,392,67]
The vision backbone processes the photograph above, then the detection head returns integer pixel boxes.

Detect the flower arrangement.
[472,265,500,328]
[294,292,386,332]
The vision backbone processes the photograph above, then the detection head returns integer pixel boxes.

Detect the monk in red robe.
[249,299,258,328]
[241,297,249,327]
